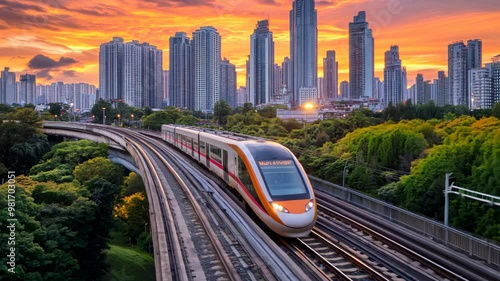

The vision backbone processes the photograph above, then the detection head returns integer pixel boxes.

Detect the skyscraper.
[163,70,169,107]
[317,77,324,100]
[20,74,36,105]
[448,41,468,106]
[486,55,500,105]
[99,37,124,102]
[323,50,338,101]
[281,57,291,94]
[415,74,425,104]
[193,26,221,113]
[468,67,492,109]
[339,81,349,100]
[249,20,274,107]
[169,32,193,109]
[220,58,237,108]
[436,71,449,107]
[1,67,16,105]
[373,77,383,101]
[273,64,282,97]
[100,37,162,108]
[123,40,143,107]
[349,11,374,99]
[141,43,163,109]
[467,39,482,70]
[290,0,318,107]
[383,46,405,108]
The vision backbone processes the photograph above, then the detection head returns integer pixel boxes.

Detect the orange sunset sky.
[0,0,499,88]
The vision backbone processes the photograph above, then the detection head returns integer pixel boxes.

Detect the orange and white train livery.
[161,125,317,238]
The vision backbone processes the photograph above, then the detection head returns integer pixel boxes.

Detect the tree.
[492,102,500,119]
[90,99,113,124]
[177,115,200,126]
[142,108,183,130]
[114,192,149,244]
[0,104,14,114]
[213,99,232,126]
[242,102,254,114]
[73,157,124,186]
[9,134,50,175]
[48,103,63,117]
[14,107,43,129]
[123,172,145,196]
[143,106,153,116]
[30,139,108,175]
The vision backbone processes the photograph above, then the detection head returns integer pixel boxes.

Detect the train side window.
[200,141,205,152]
[238,157,264,209]
[210,145,222,164]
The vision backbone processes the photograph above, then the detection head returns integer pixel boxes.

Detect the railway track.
[102,126,310,280]
[286,229,392,281]
[103,126,245,280]
[45,123,499,281]
[316,189,498,281]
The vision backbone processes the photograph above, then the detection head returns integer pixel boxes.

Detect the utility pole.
[444,173,452,226]
[444,172,500,227]
[102,107,106,125]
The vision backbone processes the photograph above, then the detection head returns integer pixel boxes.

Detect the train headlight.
[305,199,314,212]
[272,202,289,213]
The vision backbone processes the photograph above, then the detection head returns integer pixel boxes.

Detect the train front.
[245,142,317,237]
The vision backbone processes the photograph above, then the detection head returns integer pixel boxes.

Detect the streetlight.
[130,114,134,127]
[68,103,74,122]
[102,107,106,125]
[117,114,121,126]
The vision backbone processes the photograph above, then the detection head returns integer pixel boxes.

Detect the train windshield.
[246,143,310,200]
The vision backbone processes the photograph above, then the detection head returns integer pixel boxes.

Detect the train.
[161,124,317,238]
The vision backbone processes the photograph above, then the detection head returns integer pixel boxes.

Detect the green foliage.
[30,165,74,183]
[377,182,403,204]
[91,99,113,124]
[8,134,50,175]
[395,117,500,240]
[48,103,62,117]
[114,193,149,244]
[31,182,80,205]
[74,157,124,186]
[336,121,428,172]
[0,135,127,279]
[15,107,43,128]
[0,120,49,176]
[241,102,254,114]
[142,107,182,131]
[257,105,283,118]
[30,140,108,175]
[104,245,154,281]
[123,172,145,196]
[213,99,232,126]
[492,102,500,119]
[176,115,200,126]
[0,104,15,114]
[143,106,153,116]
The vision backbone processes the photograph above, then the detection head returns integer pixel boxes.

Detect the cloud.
[28,54,78,69]
[317,1,333,6]
[35,69,53,80]
[63,70,76,77]
[0,0,46,12]
[143,0,214,7]
[257,0,278,5]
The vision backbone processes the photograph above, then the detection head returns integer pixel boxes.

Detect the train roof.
[164,124,268,142]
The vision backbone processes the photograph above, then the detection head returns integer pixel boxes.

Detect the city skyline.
[0,0,499,88]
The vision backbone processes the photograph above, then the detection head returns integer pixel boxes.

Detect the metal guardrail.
[309,176,500,267]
